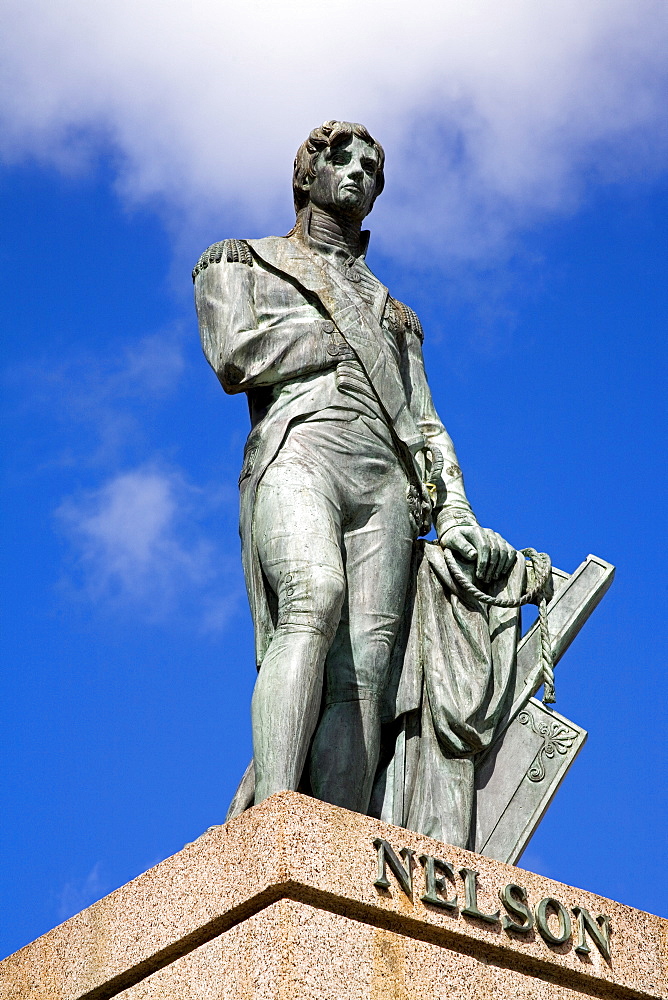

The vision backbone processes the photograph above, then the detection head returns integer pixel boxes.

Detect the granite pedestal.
[2,792,666,999]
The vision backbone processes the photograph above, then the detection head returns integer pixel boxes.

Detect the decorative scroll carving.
[519,711,578,782]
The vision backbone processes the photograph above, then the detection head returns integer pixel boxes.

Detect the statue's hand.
[439,525,516,584]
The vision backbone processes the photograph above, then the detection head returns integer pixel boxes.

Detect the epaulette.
[192,239,253,282]
[397,301,425,342]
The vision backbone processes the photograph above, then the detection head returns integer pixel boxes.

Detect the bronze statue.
[194,121,607,855]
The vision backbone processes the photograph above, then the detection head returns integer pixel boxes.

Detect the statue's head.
[293,120,385,221]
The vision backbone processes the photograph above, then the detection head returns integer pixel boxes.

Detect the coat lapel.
[247,236,424,455]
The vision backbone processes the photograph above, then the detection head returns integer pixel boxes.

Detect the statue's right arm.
[405,310,517,583]
[194,256,330,394]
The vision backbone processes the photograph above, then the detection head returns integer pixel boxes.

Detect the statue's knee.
[279,565,344,614]
[273,564,344,641]
[310,565,346,615]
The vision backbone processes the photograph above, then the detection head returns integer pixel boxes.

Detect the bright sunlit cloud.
[57,467,208,597]
[56,465,242,626]
[6,327,245,625]
[1,1,666,259]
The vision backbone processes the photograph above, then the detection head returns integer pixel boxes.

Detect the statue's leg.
[310,460,415,813]
[252,468,345,805]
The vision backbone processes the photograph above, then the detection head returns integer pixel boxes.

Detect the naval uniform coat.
[194,232,522,837]
[194,232,472,665]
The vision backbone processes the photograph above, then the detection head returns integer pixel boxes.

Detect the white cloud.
[57,862,108,921]
[57,465,242,624]
[7,327,244,627]
[0,1,665,259]
[120,333,186,397]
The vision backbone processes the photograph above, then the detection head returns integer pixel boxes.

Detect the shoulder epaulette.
[397,301,424,342]
[192,239,253,282]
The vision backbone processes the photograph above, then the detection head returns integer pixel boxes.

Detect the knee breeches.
[253,415,416,701]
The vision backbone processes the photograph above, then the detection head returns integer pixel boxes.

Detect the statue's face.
[306,134,380,220]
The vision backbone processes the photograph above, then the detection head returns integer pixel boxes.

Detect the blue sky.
[1,0,667,959]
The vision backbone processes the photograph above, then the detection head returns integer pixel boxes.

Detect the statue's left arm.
[404,311,516,583]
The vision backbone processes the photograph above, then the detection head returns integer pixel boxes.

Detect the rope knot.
[443,546,556,704]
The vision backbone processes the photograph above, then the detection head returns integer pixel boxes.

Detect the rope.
[443,546,556,704]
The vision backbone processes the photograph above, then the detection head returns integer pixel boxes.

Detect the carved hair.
[292,120,385,214]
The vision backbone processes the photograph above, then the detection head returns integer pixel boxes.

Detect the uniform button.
[322,321,335,333]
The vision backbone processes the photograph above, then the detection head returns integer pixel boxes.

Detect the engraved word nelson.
[372,838,611,960]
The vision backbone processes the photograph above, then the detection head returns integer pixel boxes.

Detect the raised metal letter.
[419,855,458,910]
[573,906,611,960]
[459,868,500,923]
[535,897,572,946]
[499,883,534,933]
[373,838,415,897]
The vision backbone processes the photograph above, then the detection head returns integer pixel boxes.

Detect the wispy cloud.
[8,330,185,469]
[117,332,186,398]
[517,850,558,881]
[0,1,665,260]
[57,862,108,922]
[56,465,242,625]
[6,326,243,628]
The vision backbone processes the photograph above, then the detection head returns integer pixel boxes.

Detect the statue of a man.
[194,121,522,847]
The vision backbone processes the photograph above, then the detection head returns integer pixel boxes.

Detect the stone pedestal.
[2,792,665,999]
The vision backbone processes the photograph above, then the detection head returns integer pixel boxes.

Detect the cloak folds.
[371,540,524,846]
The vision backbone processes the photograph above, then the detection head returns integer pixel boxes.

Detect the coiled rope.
[443,547,556,704]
